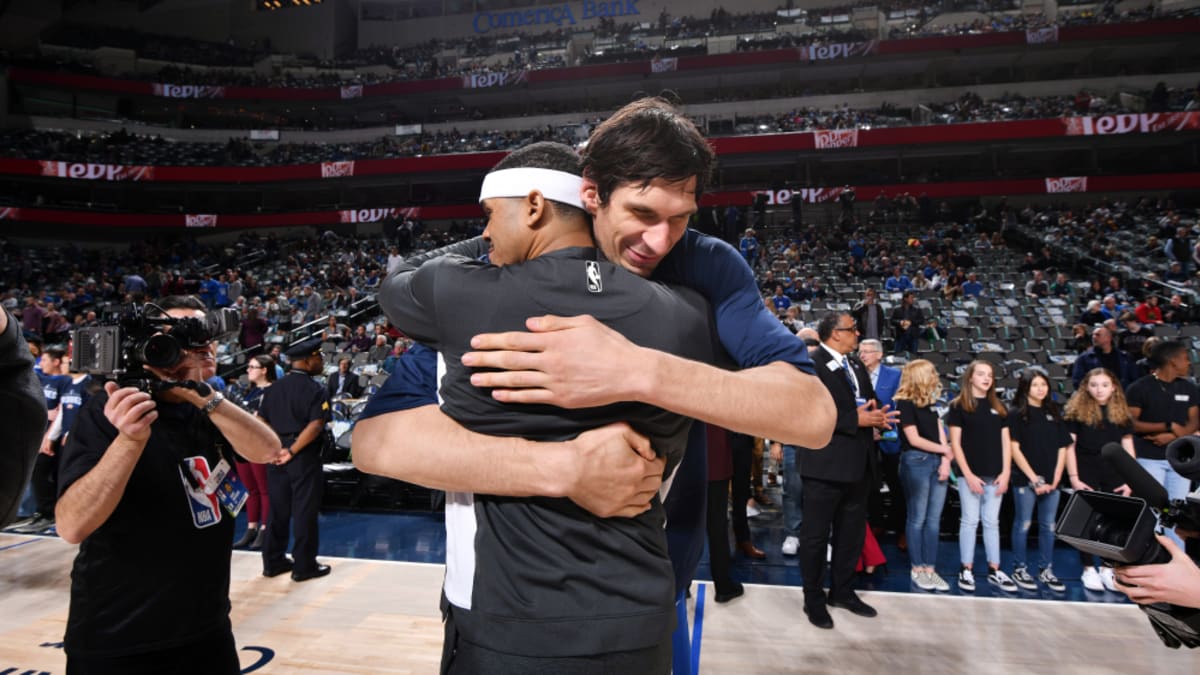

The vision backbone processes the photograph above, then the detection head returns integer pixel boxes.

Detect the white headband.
[479,168,584,209]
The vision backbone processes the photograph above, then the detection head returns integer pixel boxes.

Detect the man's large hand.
[464,315,644,408]
[563,422,663,518]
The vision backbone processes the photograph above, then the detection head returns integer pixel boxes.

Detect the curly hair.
[894,359,942,408]
[1063,368,1133,427]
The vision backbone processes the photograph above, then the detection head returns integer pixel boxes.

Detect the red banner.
[2,116,1196,184]
[9,19,1196,101]
[39,161,154,181]
[0,173,1194,229]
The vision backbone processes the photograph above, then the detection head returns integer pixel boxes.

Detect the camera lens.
[141,334,182,369]
[1089,516,1131,548]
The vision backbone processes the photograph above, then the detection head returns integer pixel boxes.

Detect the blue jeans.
[1011,486,1060,570]
[1137,458,1192,549]
[899,451,948,568]
[782,445,802,537]
[958,479,1002,567]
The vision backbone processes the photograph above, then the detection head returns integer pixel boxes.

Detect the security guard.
[257,336,331,581]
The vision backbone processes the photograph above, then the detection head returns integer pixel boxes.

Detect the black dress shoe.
[803,603,834,629]
[233,526,258,549]
[250,528,266,551]
[262,558,294,578]
[714,582,745,604]
[292,563,332,582]
[828,594,878,618]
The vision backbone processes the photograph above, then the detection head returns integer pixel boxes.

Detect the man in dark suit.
[859,339,905,541]
[851,288,887,344]
[326,356,364,400]
[799,312,899,629]
[889,290,926,354]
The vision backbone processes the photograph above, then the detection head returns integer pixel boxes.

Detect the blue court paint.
[671,591,691,675]
[0,538,40,553]
[690,584,706,675]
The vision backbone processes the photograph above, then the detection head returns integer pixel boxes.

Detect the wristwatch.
[202,392,225,416]
[1033,476,1047,489]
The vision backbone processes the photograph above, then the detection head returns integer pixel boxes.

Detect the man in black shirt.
[1071,325,1137,389]
[55,296,281,673]
[258,336,331,581]
[0,307,46,526]
[1125,340,1200,549]
[378,142,719,672]
[1116,311,1154,362]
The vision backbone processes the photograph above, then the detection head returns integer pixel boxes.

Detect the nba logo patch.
[585,260,603,293]
[179,456,223,529]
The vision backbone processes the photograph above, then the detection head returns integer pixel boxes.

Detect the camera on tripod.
[72,303,240,391]
[1054,439,1200,649]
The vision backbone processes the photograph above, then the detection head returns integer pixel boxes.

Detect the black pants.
[440,603,670,675]
[67,630,238,675]
[729,432,754,543]
[32,448,58,516]
[263,448,322,574]
[705,479,737,595]
[799,475,870,606]
[870,450,906,534]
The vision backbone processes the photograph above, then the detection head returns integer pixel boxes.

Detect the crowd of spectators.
[17,3,1197,93]
[4,86,1193,169]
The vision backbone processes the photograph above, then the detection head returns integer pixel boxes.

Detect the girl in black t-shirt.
[1063,367,1136,592]
[946,360,1017,593]
[1008,369,1071,592]
[894,359,953,592]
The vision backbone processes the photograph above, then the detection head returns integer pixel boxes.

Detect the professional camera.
[1054,441,1200,649]
[73,303,240,391]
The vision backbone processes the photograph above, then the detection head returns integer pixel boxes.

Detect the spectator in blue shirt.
[738,228,760,269]
[961,272,985,297]
[884,267,912,293]
[771,286,793,313]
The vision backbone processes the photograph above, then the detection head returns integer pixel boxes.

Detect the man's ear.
[525,190,548,229]
[580,177,600,215]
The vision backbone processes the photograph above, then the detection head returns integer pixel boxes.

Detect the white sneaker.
[781,536,799,556]
[1081,566,1104,592]
[1099,566,1119,592]
[912,570,936,591]
[987,568,1019,593]
[958,568,975,592]
[926,571,951,592]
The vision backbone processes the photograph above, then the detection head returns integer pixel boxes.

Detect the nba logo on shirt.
[179,456,222,529]
[585,261,603,294]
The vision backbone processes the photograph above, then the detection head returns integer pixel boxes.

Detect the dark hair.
[42,346,67,360]
[252,354,277,383]
[1012,368,1061,422]
[581,97,715,205]
[816,311,850,342]
[492,141,587,221]
[1148,339,1188,369]
[158,295,206,312]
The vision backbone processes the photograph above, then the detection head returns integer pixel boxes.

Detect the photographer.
[55,296,281,674]
[1116,531,1200,610]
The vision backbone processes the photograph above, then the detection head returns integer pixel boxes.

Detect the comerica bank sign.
[472,0,640,34]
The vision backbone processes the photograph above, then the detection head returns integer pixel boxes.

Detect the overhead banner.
[1044,176,1088,193]
[462,70,529,89]
[799,40,878,62]
[1065,112,1200,136]
[249,130,280,141]
[1025,26,1059,44]
[338,207,421,224]
[39,161,154,181]
[395,124,423,136]
[320,161,356,178]
[340,85,364,100]
[0,207,18,221]
[185,214,219,228]
[813,129,859,149]
[152,83,226,99]
[650,56,678,73]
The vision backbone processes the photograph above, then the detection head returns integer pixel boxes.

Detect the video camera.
[73,303,240,392]
[1054,439,1200,649]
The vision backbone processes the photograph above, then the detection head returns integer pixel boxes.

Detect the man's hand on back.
[562,422,663,518]
[463,315,647,408]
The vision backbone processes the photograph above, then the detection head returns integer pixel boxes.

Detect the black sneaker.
[1038,566,1066,593]
[1011,565,1038,591]
[11,514,54,534]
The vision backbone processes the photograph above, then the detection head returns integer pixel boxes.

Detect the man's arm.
[56,384,156,544]
[353,406,662,518]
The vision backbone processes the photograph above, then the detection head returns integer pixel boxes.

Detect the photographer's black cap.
[284,336,323,360]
